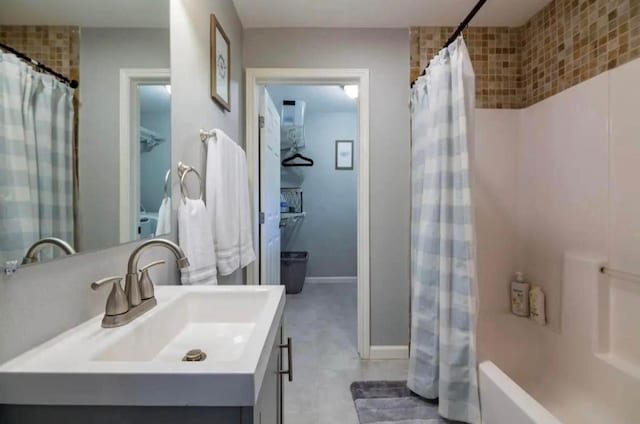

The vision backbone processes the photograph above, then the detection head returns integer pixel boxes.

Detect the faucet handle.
[139,259,166,273]
[91,276,123,290]
[139,260,165,300]
[91,276,128,316]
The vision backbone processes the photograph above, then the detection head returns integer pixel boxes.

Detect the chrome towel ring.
[163,169,171,199]
[177,161,203,203]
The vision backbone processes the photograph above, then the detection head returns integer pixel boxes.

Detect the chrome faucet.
[91,238,190,328]
[125,238,190,306]
[22,237,76,264]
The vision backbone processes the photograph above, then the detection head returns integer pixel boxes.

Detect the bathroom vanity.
[0,286,288,424]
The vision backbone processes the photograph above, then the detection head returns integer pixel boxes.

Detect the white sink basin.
[0,285,285,407]
[94,291,267,363]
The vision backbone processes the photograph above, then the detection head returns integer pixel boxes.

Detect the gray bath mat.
[350,381,455,424]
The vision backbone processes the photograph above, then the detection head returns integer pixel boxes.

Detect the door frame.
[118,68,170,243]
[245,68,371,359]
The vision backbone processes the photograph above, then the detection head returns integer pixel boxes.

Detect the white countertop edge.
[0,285,286,407]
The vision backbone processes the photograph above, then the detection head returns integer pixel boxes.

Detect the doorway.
[118,68,171,243]
[245,68,371,359]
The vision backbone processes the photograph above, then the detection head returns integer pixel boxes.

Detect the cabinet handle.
[278,337,293,382]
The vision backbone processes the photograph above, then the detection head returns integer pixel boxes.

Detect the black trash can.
[281,251,308,294]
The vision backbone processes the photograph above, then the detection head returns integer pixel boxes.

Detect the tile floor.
[283,283,409,424]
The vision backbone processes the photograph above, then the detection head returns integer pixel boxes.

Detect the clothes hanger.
[281,142,314,167]
[281,151,314,167]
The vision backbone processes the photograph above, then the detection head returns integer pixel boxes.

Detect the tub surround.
[478,57,640,424]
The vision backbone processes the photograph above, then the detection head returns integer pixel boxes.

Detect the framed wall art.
[335,140,354,170]
[210,14,230,111]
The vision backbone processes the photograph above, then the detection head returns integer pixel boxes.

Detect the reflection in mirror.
[0,0,170,268]
[138,85,172,240]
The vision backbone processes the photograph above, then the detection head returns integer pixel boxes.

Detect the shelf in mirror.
[280,212,306,228]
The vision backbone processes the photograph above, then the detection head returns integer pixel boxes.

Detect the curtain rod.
[410,0,488,88]
[0,42,79,89]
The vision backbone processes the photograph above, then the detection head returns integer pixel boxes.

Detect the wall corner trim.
[369,345,409,360]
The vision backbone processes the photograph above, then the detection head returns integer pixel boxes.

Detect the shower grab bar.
[600,266,640,284]
[177,161,203,203]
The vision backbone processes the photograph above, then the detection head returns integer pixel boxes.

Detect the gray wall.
[280,111,358,278]
[244,28,411,346]
[0,0,244,364]
[170,0,245,284]
[78,28,170,251]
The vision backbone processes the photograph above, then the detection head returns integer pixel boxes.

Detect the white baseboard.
[305,276,357,284]
[369,345,409,360]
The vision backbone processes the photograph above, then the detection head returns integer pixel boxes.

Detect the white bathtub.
[479,361,562,424]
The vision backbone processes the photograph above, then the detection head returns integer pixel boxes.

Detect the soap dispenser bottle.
[529,285,547,325]
[510,272,530,317]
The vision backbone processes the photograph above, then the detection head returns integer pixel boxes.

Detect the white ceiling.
[232,0,552,28]
[1,0,551,30]
[0,0,169,28]
[267,85,358,114]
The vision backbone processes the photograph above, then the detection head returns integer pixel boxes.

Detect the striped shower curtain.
[408,37,480,424]
[0,52,75,264]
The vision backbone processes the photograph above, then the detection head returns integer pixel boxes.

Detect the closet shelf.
[280,212,306,228]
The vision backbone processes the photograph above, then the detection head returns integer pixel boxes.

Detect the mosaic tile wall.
[0,26,80,84]
[411,0,640,109]
[410,26,522,109]
[521,0,640,106]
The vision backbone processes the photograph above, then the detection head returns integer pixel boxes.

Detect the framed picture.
[210,14,230,111]
[335,140,354,170]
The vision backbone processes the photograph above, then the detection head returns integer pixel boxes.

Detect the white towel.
[155,196,171,236]
[178,198,217,285]
[206,129,256,275]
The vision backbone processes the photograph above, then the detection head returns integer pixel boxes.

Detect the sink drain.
[182,349,207,362]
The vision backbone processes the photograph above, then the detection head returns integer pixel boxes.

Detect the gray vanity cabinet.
[247,325,285,424]
[0,324,290,424]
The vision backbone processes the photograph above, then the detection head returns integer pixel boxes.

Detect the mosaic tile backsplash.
[411,0,640,109]
[0,26,80,84]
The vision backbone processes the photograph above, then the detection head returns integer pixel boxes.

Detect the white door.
[259,88,281,285]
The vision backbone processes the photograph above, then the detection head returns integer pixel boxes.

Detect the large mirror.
[0,0,171,268]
